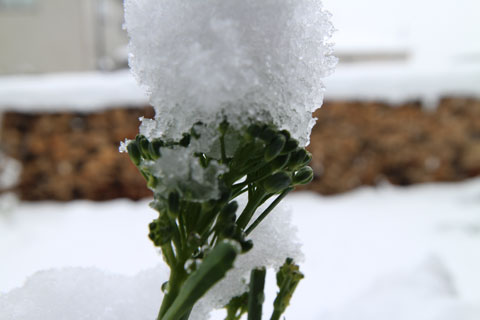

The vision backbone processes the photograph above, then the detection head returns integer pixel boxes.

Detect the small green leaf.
[149,139,163,158]
[271,259,304,320]
[265,134,286,162]
[148,215,173,247]
[127,142,142,166]
[288,148,311,170]
[270,154,290,172]
[281,138,299,154]
[293,166,314,185]
[247,124,263,138]
[138,136,151,158]
[259,126,276,142]
[262,172,292,194]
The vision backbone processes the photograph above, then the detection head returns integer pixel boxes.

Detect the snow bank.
[1,62,479,114]
[324,63,480,108]
[2,179,480,319]
[0,70,148,112]
[0,267,166,320]
[323,257,480,320]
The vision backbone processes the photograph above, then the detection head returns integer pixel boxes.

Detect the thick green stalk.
[161,241,239,320]
[247,268,266,320]
[237,191,265,229]
[160,243,177,268]
[157,267,188,320]
[270,309,283,320]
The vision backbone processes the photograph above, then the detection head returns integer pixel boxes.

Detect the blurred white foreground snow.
[1,179,480,319]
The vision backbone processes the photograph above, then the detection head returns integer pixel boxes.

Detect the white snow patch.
[324,62,480,108]
[323,257,480,320]
[0,70,148,112]
[0,266,167,320]
[0,62,479,114]
[1,179,480,319]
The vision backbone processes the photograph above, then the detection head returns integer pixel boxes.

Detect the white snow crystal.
[124,0,336,146]
[0,266,168,320]
[141,147,227,201]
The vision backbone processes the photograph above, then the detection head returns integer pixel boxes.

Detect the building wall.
[0,0,127,74]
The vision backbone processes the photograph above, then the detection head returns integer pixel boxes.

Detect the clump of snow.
[141,147,227,201]
[0,71,148,112]
[190,199,303,320]
[124,0,336,146]
[0,266,167,320]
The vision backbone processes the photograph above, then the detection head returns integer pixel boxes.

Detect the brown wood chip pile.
[1,97,479,201]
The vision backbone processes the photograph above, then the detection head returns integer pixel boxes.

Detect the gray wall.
[0,0,127,74]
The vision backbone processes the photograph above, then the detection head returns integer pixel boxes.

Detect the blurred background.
[0,0,479,319]
[0,0,480,201]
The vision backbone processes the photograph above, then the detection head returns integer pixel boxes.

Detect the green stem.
[245,188,293,235]
[236,191,266,229]
[197,204,222,236]
[270,310,283,320]
[231,186,248,199]
[171,221,183,253]
[178,309,192,320]
[177,219,188,251]
[161,243,177,267]
[161,241,239,320]
[157,267,188,320]
[238,159,268,178]
[247,268,266,320]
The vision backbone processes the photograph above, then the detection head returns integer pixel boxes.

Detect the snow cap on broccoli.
[124,0,336,146]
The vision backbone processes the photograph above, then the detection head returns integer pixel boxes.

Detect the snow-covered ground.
[1,179,480,319]
[1,61,479,113]
[0,70,147,112]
